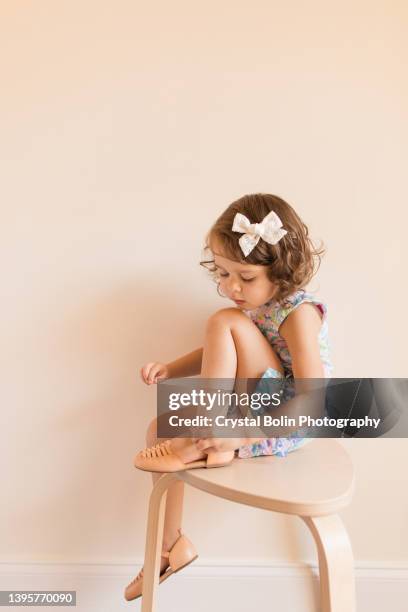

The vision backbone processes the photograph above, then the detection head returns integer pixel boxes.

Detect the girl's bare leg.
[145,307,284,560]
[144,419,186,571]
[184,306,285,453]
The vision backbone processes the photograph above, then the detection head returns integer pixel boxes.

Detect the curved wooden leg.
[301,515,355,612]
[141,473,180,612]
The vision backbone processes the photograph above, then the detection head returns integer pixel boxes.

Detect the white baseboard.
[1,559,407,611]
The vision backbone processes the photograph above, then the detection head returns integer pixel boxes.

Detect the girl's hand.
[140,362,170,385]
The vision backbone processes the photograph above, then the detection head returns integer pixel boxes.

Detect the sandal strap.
[130,567,144,584]
[129,549,171,584]
[141,440,172,459]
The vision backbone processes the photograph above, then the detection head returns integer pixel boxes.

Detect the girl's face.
[212,244,278,310]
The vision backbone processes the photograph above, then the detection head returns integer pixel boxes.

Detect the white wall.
[1,0,407,595]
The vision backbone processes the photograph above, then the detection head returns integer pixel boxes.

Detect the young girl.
[124,193,333,601]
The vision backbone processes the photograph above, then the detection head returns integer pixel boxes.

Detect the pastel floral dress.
[237,290,333,459]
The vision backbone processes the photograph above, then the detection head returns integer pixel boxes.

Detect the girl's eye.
[218,273,256,282]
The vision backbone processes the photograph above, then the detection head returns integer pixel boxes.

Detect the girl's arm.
[279,303,324,379]
[244,303,325,444]
[167,347,203,378]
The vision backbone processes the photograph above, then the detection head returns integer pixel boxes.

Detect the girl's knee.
[207,307,247,328]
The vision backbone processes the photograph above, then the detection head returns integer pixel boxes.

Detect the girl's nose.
[227,278,242,293]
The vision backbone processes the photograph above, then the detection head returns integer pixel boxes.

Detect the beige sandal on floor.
[124,529,198,601]
[133,440,235,472]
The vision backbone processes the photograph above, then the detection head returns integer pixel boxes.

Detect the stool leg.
[301,514,355,612]
[141,473,180,612]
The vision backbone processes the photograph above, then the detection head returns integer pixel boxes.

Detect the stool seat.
[179,439,354,516]
[139,438,356,611]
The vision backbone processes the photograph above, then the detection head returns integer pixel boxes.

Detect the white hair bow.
[232,210,287,257]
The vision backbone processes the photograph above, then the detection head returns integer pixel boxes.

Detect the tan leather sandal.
[133,440,235,472]
[124,529,198,601]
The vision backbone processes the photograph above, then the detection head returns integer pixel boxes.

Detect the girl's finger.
[148,365,162,383]
[141,363,155,383]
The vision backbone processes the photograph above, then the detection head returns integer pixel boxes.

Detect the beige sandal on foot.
[133,440,235,472]
[124,529,198,601]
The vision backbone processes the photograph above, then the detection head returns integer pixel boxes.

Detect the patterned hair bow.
[231,210,287,257]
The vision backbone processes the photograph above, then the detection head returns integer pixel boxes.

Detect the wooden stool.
[140,438,355,611]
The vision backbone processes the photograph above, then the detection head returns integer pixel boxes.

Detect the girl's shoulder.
[252,290,329,330]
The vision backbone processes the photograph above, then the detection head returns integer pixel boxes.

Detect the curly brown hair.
[200,193,325,304]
